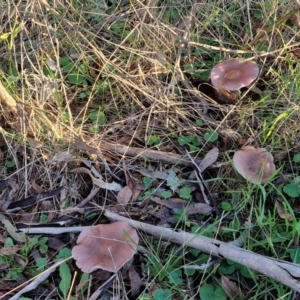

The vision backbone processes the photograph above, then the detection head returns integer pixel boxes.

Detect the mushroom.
[72,221,139,273]
[210,59,259,104]
[233,146,275,184]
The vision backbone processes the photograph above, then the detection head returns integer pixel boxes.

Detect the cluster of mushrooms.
[210,59,276,184]
[71,59,276,275]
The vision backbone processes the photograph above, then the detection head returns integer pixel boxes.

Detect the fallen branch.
[18,210,300,292]
[104,211,300,292]
[99,140,199,167]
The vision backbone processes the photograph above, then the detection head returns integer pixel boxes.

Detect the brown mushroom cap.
[233,146,275,184]
[210,59,259,91]
[72,221,139,273]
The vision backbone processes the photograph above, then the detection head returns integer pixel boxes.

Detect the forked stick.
[19,210,300,292]
[104,210,300,292]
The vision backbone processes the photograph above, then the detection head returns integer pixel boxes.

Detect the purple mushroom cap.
[210,59,259,91]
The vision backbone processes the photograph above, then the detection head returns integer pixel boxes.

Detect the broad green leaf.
[179,187,192,199]
[283,183,300,198]
[168,269,183,285]
[68,73,86,85]
[142,177,152,188]
[178,135,195,146]
[147,136,161,146]
[58,248,72,259]
[153,288,172,300]
[204,131,218,142]
[96,80,109,94]
[89,111,106,125]
[293,153,300,163]
[161,190,172,199]
[199,284,227,300]
[5,160,15,168]
[59,262,71,298]
[221,201,232,211]
[37,257,47,272]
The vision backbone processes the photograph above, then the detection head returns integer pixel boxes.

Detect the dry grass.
[1,0,300,299]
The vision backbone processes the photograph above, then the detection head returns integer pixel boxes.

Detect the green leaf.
[283,183,300,198]
[142,177,152,188]
[177,135,195,146]
[59,262,71,298]
[239,265,253,278]
[221,201,232,211]
[204,131,218,142]
[167,170,180,191]
[111,22,125,34]
[5,237,14,246]
[289,248,300,263]
[89,111,106,125]
[199,284,227,300]
[96,80,109,94]
[179,187,192,199]
[147,135,161,146]
[5,160,15,168]
[138,294,151,300]
[219,259,236,275]
[79,272,89,293]
[89,125,99,133]
[199,284,214,299]
[161,190,172,199]
[36,257,47,272]
[58,248,72,259]
[195,119,203,126]
[293,153,300,163]
[184,267,195,276]
[40,214,48,223]
[168,269,183,285]
[61,111,70,123]
[59,57,72,66]
[68,73,86,85]
[153,288,172,300]
[0,32,11,41]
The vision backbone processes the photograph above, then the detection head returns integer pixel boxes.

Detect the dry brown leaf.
[0,245,21,255]
[184,203,212,215]
[47,151,72,164]
[150,197,187,209]
[70,167,122,191]
[15,255,28,270]
[275,199,293,221]
[27,137,43,149]
[7,179,19,202]
[123,160,136,191]
[198,147,219,172]
[128,266,142,296]
[0,214,26,242]
[221,275,240,299]
[117,186,133,205]
[31,178,45,193]
[132,189,141,202]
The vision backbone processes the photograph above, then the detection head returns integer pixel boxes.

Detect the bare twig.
[76,187,101,208]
